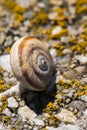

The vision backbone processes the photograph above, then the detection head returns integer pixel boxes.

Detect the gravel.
[0,0,87,129]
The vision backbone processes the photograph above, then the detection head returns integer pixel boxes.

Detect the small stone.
[84,109,87,116]
[37,2,45,8]
[4,36,13,47]
[0,123,7,130]
[16,0,37,8]
[8,97,18,108]
[63,70,78,80]
[2,108,12,116]
[46,124,80,130]
[67,0,77,5]
[19,100,25,107]
[23,20,30,27]
[62,48,72,54]
[18,106,37,122]
[0,32,6,45]
[75,66,86,74]
[55,108,77,124]
[82,77,87,83]
[32,118,45,126]
[61,36,70,44]
[75,55,87,64]
[0,102,3,107]
[49,0,63,6]
[65,98,71,104]
[48,12,58,20]
[51,26,62,35]
[69,101,86,112]
[13,36,19,42]
[80,95,87,102]
[0,54,12,72]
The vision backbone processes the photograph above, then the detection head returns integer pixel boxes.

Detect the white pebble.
[8,97,18,108]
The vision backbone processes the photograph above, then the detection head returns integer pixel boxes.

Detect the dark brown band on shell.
[18,36,44,90]
[18,36,34,66]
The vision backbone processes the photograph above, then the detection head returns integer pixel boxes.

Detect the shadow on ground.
[19,75,56,115]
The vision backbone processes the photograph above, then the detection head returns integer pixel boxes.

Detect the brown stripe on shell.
[18,36,45,90]
[22,69,45,90]
[18,36,34,66]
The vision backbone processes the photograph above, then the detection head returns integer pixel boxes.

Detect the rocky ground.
[0,0,87,130]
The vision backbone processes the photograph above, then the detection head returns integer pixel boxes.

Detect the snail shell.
[10,36,54,91]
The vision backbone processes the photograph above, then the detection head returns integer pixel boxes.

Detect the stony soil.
[0,0,87,130]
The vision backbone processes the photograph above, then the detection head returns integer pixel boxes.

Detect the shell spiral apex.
[10,36,55,91]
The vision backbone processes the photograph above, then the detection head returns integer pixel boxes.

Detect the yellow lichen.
[5,47,11,54]
[1,0,26,14]
[30,10,48,26]
[14,13,24,22]
[76,0,87,14]
[77,90,85,96]
[11,128,16,130]
[2,115,10,123]
[0,0,26,23]
[43,102,57,114]
[50,29,68,39]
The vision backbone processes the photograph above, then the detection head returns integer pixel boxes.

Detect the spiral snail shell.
[10,36,54,91]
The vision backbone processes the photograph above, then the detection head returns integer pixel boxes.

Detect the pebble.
[0,32,6,45]
[62,48,72,54]
[7,97,18,108]
[79,95,87,102]
[84,109,87,116]
[0,54,12,72]
[2,108,12,116]
[61,36,70,44]
[16,0,37,8]
[19,100,25,107]
[75,55,87,64]
[75,66,86,74]
[55,108,77,124]
[63,70,78,80]
[46,124,80,130]
[48,12,58,20]
[69,101,86,112]
[0,123,7,130]
[17,106,37,122]
[23,20,30,27]
[4,36,13,47]
[51,26,62,35]
[32,118,45,126]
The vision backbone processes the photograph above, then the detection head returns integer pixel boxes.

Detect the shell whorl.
[10,36,54,91]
